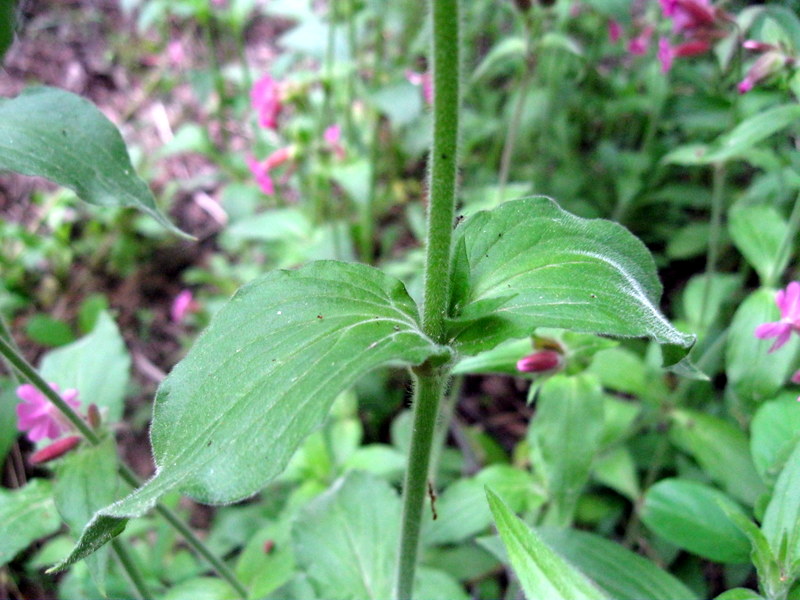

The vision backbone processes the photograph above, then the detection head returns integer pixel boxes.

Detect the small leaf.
[52,261,447,571]
[528,374,605,526]
[0,479,61,567]
[751,394,800,487]
[0,87,186,236]
[292,471,400,600]
[537,527,698,600]
[641,479,751,563]
[40,311,131,423]
[669,409,766,506]
[486,488,608,600]
[728,204,789,286]
[448,197,693,365]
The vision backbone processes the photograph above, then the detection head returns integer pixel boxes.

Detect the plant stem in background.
[0,335,249,599]
[396,0,460,597]
[111,539,148,600]
[497,13,534,203]
[699,162,727,329]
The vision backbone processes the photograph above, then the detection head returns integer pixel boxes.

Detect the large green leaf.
[641,479,751,563]
[40,311,131,423]
[448,197,693,365]
[52,261,448,571]
[0,86,185,236]
[54,439,119,594]
[0,479,61,567]
[669,409,766,506]
[537,528,698,600]
[726,288,800,412]
[486,488,608,600]
[528,373,605,526]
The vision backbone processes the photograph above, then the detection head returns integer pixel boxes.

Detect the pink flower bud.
[30,435,82,464]
[516,350,563,373]
[608,20,623,44]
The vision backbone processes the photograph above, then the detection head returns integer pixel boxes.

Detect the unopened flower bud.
[516,350,563,373]
[30,436,82,464]
[88,403,102,429]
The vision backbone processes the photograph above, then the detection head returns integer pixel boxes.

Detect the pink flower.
[171,289,199,323]
[792,369,800,385]
[658,38,711,72]
[167,40,186,67]
[246,155,275,195]
[608,20,623,44]
[251,74,283,130]
[516,350,563,373]
[755,282,800,352]
[264,146,294,170]
[658,38,674,72]
[16,383,81,443]
[628,26,653,55]
[660,0,716,34]
[324,125,346,160]
[737,50,790,94]
[405,70,433,105]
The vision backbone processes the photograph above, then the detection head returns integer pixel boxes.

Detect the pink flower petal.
[791,369,800,384]
[769,327,793,353]
[754,321,788,339]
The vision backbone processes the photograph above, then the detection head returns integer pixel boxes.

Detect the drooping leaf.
[528,373,605,526]
[726,288,800,413]
[750,394,800,487]
[486,488,608,600]
[537,527,698,600]
[669,409,766,506]
[54,439,119,595]
[40,311,131,423]
[448,197,694,365]
[0,86,186,236]
[0,479,61,567]
[52,261,447,571]
[761,440,800,570]
[641,479,751,563]
[728,204,789,286]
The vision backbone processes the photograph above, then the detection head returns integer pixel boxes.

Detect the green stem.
[395,1,460,598]
[0,336,249,599]
[111,539,149,600]
[497,16,533,203]
[699,162,727,330]
[396,372,448,600]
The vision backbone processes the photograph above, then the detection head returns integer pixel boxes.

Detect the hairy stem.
[395,1,460,598]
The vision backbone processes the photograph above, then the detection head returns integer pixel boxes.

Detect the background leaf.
[528,373,605,526]
[53,261,447,571]
[641,479,751,563]
[54,439,119,594]
[486,488,608,600]
[728,204,788,286]
[750,394,800,487]
[761,440,800,569]
[537,528,698,600]
[0,479,61,567]
[40,311,131,423]
[669,409,766,506]
[725,288,800,413]
[448,197,693,363]
[0,86,185,236]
